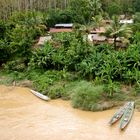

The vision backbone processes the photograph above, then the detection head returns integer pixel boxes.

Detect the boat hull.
[119,101,135,130]
[30,89,50,101]
[109,102,131,125]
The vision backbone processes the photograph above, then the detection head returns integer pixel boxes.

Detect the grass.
[71,81,105,111]
[0,70,26,85]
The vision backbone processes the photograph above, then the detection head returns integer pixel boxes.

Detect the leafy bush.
[103,80,121,97]
[71,81,105,111]
[3,59,26,72]
[0,40,10,65]
[47,9,73,27]
[0,20,6,39]
[47,82,65,99]
[29,32,140,85]
[0,11,46,66]
[27,70,75,92]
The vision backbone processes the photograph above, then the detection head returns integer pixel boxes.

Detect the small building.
[49,23,73,33]
[119,19,133,24]
[54,23,73,28]
[88,27,123,45]
[49,28,72,33]
[88,27,106,43]
[88,34,106,42]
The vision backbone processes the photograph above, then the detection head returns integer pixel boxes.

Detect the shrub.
[27,70,75,93]
[0,40,10,65]
[103,80,121,97]
[71,81,104,111]
[3,59,26,72]
[0,11,46,66]
[47,82,65,99]
[29,36,140,85]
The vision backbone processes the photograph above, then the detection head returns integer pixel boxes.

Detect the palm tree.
[92,14,104,30]
[102,16,132,48]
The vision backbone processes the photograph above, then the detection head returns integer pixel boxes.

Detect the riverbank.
[0,85,140,140]
[0,71,140,111]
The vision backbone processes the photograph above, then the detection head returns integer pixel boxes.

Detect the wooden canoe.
[119,101,135,130]
[109,102,131,125]
[30,89,50,101]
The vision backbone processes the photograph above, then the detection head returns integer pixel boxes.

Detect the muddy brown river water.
[0,85,140,140]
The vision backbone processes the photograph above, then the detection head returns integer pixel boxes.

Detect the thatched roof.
[90,27,105,34]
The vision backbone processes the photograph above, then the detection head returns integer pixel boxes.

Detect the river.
[0,85,140,140]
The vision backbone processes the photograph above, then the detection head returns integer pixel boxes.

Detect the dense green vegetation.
[0,0,140,111]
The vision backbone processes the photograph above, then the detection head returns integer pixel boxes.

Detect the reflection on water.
[0,85,140,140]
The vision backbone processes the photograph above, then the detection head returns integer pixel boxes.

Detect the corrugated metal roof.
[55,23,73,28]
[119,19,133,24]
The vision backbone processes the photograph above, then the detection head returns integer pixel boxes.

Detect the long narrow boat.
[109,102,131,125]
[119,101,135,130]
[30,89,50,101]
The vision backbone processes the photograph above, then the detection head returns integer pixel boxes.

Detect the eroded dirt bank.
[0,85,140,140]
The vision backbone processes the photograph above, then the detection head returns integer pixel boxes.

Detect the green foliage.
[0,40,10,64]
[27,69,75,93]
[131,32,140,44]
[92,14,104,29]
[133,0,140,12]
[101,16,132,48]
[8,25,33,58]
[47,9,73,27]
[133,82,140,96]
[102,0,135,17]
[47,82,65,99]
[29,32,92,71]
[69,0,102,24]
[103,80,120,97]
[104,2,122,16]
[29,31,140,85]
[121,0,134,15]
[69,0,90,24]
[0,20,6,38]
[132,13,140,34]
[29,42,55,69]
[3,59,26,72]
[0,11,46,65]
[71,81,105,111]
[0,70,26,85]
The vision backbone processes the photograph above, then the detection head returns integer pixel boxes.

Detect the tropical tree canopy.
[102,16,132,48]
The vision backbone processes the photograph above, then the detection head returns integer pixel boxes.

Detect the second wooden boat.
[119,101,135,130]
[109,102,131,125]
[30,89,50,101]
